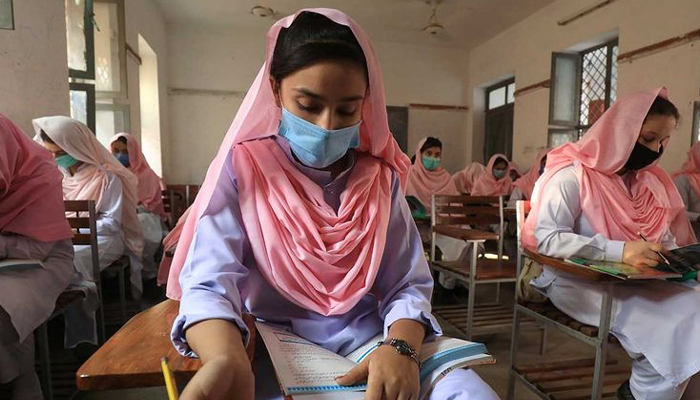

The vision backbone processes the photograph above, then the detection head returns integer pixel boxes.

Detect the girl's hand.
[622,241,666,267]
[336,344,419,400]
[180,357,254,400]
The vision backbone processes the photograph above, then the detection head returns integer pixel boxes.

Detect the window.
[66,0,95,79]
[94,0,127,98]
[487,79,515,111]
[548,40,618,144]
[70,83,96,132]
[96,103,130,146]
[0,0,14,30]
[692,102,700,144]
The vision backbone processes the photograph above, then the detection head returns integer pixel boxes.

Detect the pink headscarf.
[513,149,549,200]
[452,162,486,194]
[523,87,695,250]
[673,142,700,199]
[109,133,167,220]
[33,116,144,258]
[165,9,411,316]
[470,154,514,196]
[0,114,73,242]
[405,138,459,210]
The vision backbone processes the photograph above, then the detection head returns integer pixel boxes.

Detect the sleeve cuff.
[382,300,443,342]
[605,240,625,263]
[170,292,250,358]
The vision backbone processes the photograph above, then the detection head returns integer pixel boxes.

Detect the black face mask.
[623,142,663,171]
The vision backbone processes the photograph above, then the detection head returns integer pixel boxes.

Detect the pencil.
[638,232,671,265]
[161,357,180,400]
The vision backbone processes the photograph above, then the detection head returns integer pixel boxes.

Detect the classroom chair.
[508,200,629,400]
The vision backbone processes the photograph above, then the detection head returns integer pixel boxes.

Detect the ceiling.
[153,0,556,49]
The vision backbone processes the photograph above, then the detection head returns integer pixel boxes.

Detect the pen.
[161,357,180,400]
[638,232,671,266]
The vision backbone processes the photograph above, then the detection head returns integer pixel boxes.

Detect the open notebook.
[0,259,43,273]
[255,322,494,400]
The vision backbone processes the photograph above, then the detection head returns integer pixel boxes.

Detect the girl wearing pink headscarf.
[110,133,167,278]
[168,10,497,400]
[452,162,486,194]
[0,114,74,399]
[508,149,549,207]
[673,142,700,238]
[405,137,459,211]
[470,154,513,197]
[34,116,145,347]
[523,88,700,400]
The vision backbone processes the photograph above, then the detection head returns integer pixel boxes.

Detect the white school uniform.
[531,166,700,400]
[674,174,700,238]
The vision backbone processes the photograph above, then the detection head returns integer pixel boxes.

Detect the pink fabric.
[156,207,190,285]
[110,133,167,220]
[452,162,486,194]
[513,149,549,200]
[405,138,458,210]
[0,114,73,242]
[523,87,695,250]
[165,9,411,313]
[509,162,524,178]
[470,154,513,196]
[33,116,144,257]
[673,142,700,200]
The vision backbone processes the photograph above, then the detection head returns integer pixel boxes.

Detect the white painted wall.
[165,23,469,183]
[466,0,700,173]
[123,0,170,178]
[0,0,69,136]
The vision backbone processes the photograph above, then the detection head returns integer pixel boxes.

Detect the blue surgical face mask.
[422,156,440,171]
[114,153,130,167]
[278,107,361,169]
[55,153,79,169]
[493,169,507,179]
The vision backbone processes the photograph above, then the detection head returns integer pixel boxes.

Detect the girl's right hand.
[622,241,666,267]
[180,356,254,400]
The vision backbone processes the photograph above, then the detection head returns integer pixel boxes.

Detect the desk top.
[76,299,256,390]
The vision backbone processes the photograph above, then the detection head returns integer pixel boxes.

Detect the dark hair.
[420,137,443,153]
[646,96,680,121]
[493,157,508,168]
[270,12,368,82]
[40,130,54,144]
[116,136,128,145]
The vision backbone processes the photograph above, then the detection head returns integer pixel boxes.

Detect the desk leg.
[592,283,614,400]
[507,306,522,400]
[36,323,53,400]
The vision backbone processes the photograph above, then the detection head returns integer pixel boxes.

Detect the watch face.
[392,339,412,354]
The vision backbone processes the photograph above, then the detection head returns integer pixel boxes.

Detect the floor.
[47,283,630,400]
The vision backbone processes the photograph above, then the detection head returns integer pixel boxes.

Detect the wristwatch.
[377,338,420,365]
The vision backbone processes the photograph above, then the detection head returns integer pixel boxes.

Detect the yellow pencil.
[161,357,180,400]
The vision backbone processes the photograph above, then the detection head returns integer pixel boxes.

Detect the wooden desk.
[76,299,256,390]
[523,249,617,282]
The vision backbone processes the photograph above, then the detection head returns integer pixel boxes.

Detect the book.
[255,322,494,400]
[0,259,44,273]
[564,257,679,280]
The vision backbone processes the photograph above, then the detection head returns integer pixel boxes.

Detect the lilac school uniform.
[171,137,499,400]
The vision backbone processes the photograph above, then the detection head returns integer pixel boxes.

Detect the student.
[470,154,513,197]
[673,142,700,238]
[508,161,522,181]
[110,132,167,278]
[166,10,499,400]
[508,149,548,207]
[34,116,144,347]
[406,136,459,210]
[523,88,700,400]
[452,162,486,194]
[0,114,74,400]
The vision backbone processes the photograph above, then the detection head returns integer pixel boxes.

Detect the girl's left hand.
[336,344,420,400]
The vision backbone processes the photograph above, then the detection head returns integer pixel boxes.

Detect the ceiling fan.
[422,0,445,35]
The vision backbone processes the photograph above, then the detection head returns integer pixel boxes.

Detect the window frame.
[692,101,700,145]
[67,0,96,80]
[70,82,96,133]
[0,0,14,30]
[485,77,515,112]
[94,0,128,99]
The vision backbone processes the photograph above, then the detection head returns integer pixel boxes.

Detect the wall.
[466,0,700,172]
[166,23,469,183]
[123,0,170,178]
[0,0,69,135]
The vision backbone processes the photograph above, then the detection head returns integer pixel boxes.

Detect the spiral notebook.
[255,322,494,400]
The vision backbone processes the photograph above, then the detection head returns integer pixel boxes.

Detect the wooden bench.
[76,299,256,390]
